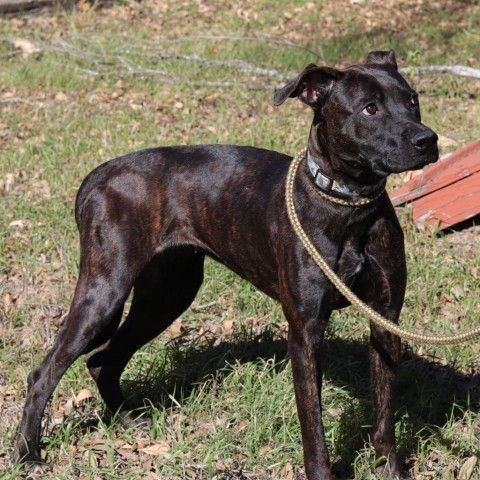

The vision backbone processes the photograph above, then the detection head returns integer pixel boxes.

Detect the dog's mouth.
[406,143,440,171]
[373,144,439,177]
[414,149,439,169]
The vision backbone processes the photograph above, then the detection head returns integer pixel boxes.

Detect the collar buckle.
[306,150,386,206]
[314,170,334,192]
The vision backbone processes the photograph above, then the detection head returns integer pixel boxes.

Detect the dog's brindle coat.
[15,51,438,479]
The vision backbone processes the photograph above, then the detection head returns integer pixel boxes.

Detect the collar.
[306,150,386,204]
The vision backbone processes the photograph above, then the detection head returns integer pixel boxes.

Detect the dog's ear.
[366,50,398,70]
[273,64,339,109]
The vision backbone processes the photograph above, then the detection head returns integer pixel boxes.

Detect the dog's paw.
[17,454,51,475]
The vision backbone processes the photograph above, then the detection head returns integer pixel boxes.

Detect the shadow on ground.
[116,326,480,478]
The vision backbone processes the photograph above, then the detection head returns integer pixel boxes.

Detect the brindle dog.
[15,50,438,479]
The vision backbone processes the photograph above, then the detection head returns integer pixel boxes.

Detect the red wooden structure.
[390,140,480,230]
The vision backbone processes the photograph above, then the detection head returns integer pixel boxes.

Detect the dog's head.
[274,50,439,183]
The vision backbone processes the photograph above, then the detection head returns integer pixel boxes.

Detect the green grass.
[1,1,480,479]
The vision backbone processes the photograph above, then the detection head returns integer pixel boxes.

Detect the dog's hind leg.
[87,245,205,419]
[14,261,135,464]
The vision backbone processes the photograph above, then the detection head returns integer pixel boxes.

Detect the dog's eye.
[410,95,419,107]
[362,103,378,116]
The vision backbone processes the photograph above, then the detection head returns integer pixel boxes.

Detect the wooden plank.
[390,139,480,206]
[412,173,480,229]
[0,0,52,13]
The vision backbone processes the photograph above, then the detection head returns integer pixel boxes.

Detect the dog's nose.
[411,129,438,152]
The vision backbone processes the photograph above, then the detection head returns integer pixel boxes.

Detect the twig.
[127,48,287,80]
[160,33,323,60]
[3,31,479,89]
[0,96,44,105]
[399,65,480,80]
[191,301,217,312]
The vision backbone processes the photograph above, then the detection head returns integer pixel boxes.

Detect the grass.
[1,0,480,478]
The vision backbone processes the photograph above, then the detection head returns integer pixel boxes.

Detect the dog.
[15,50,438,479]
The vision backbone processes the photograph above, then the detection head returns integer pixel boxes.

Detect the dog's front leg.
[289,324,333,480]
[370,322,408,479]
[366,221,410,480]
[282,279,333,480]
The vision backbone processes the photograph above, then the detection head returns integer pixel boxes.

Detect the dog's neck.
[306,145,386,201]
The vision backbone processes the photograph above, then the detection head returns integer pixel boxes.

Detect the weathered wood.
[0,0,53,13]
[412,173,480,228]
[390,140,480,206]
[390,139,480,230]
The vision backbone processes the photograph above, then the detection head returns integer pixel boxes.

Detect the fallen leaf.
[63,396,77,415]
[117,448,138,461]
[141,473,157,480]
[13,38,41,58]
[259,444,271,456]
[451,284,465,300]
[75,388,93,403]
[111,91,124,100]
[459,455,477,480]
[4,173,15,192]
[236,420,248,431]
[115,440,133,449]
[139,442,171,456]
[169,319,183,337]
[3,293,14,308]
[223,318,235,334]
[9,220,29,229]
[280,462,295,480]
[78,0,92,11]
[55,92,69,102]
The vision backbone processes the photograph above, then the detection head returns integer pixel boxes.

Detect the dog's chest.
[336,244,368,285]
